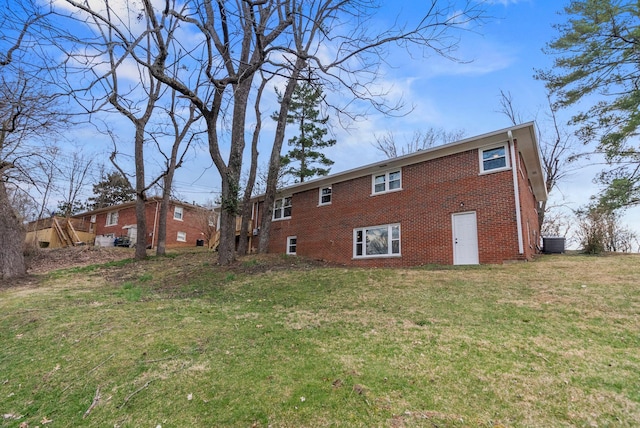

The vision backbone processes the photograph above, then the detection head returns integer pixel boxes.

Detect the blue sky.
[305,0,636,241]
[44,0,639,243]
[173,0,568,198]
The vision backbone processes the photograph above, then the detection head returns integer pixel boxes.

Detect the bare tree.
[259,1,484,253]
[372,128,466,159]
[60,0,484,264]
[259,57,307,254]
[57,149,93,216]
[498,90,577,228]
[0,0,50,67]
[140,0,300,264]
[60,1,175,260]
[33,146,60,221]
[540,207,572,239]
[0,1,65,279]
[105,21,163,260]
[153,89,203,256]
[192,199,218,250]
[55,0,296,264]
[238,73,270,256]
[7,185,38,222]
[575,204,639,254]
[51,1,206,259]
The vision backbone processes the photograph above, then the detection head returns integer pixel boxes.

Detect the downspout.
[249,200,256,252]
[508,130,524,255]
[151,199,159,249]
[253,201,259,252]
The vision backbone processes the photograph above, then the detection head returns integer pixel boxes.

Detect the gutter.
[508,130,524,255]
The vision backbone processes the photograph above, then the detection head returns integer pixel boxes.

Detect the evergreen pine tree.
[274,80,336,183]
[86,171,135,210]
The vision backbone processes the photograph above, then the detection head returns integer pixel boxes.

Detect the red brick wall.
[163,203,208,248]
[257,146,540,266]
[515,143,543,259]
[78,201,209,248]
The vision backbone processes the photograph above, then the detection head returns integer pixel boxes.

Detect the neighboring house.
[25,216,95,248]
[248,122,547,266]
[73,198,215,248]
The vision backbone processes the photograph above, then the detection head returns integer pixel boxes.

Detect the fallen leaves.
[3,413,23,420]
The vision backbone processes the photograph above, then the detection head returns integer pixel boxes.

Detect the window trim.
[371,169,402,195]
[319,186,332,205]
[177,231,187,242]
[479,143,510,174]
[173,206,184,221]
[105,211,118,226]
[272,196,292,221]
[353,223,401,259]
[286,236,297,255]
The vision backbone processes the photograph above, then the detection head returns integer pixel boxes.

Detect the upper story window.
[273,196,292,220]
[174,206,184,221]
[372,170,401,195]
[480,144,510,173]
[353,224,401,258]
[319,186,332,205]
[106,211,118,226]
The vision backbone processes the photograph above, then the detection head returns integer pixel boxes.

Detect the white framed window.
[177,231,187,242]
[273,196,292,220]
[286,236,297,255]
[90,214,97,223]
[372,170,401,195]
[174,206,184,221]
[480,144,510,173]
[353,224,401,258]
[106,211,118,226]
[319,186,332,205]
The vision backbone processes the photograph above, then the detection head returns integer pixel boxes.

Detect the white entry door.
[127,226,138,247]
[452,212,479,265]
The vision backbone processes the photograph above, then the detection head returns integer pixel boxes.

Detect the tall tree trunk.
[156,96,197,257]
[259,61,305,254]
[237,77,267,256]
[156,186,170,256]
[0,179,26,279]
[216,79,252,265]
[134,124,147,260]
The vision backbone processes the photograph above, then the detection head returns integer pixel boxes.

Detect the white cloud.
[486,0,530,5]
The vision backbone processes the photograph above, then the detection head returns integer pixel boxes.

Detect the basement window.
[287,236,297,255]
[177,231,187,242]
[353,224,401,258]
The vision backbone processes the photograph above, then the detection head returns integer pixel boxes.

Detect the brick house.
[73,198,215,248]
[249,122,547,266]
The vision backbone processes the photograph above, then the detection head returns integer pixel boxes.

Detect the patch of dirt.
[25,246,135,274]
[1,247,135,289]
[226,253,339,275]
[2,247,340,289]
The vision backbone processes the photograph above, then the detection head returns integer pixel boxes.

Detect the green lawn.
[1,252,639,427]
